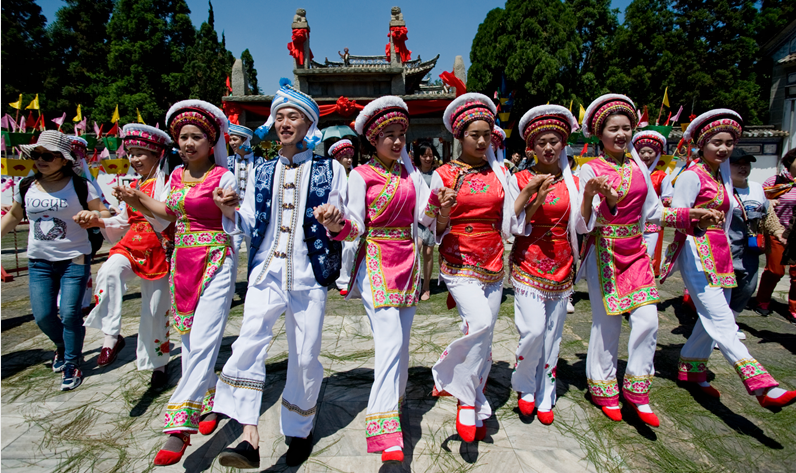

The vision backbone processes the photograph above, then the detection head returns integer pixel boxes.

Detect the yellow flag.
[25,94,40,110]
[662,87,670,108]
[136,108,145,124]
[73,104,82,122]
[578,104,586,124]
[9,94,23,109]
[569,100,573,112]
[111,105,120,123]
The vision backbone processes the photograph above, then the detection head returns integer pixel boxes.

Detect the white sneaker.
[567,299,575,314]
[736,330,746,340]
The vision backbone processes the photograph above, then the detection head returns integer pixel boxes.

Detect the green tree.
[183,1,230,105]
[46,0,114,120]
[565,0,621,104]
[1,0,51,114]
[240,48,261,95]
[162,0,197,102]
[467,0,579,112]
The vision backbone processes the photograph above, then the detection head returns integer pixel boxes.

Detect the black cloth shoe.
[285,433,313,467]
[218,440,260,469]
[150,368,168,390]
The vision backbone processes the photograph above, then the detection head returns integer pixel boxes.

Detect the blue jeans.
[28,256,91,365]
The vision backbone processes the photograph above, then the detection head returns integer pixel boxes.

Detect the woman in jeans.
[414,140,439,300]
[0,130,110,391]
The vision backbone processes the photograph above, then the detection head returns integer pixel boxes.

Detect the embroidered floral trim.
[365,411,402,438]
[660,239,681,281]
[367,159,401,220]
[587,378,620,399]
[282,398,317,417]
[367,226,411,240]
[202,388,215,414]
[644,223,662,233]
[623,375,653,395]
[154,335,170,356]
[219,372,265,391]
[174,231,231,248]
[130,222,154,233]
[594,234,660,315]
[595,222,642,239]
[678,357,708,374]
[344,220,362,242]
[662,207,689,228]
[466,176,490,194]
[440,260,504,284]
[424,201,440,219]
[734,358,769,381]
[164,400,202,430]
[693,234,738,288]
[510,263,573,295]
[602,156,633,202]
[365,239,419,308]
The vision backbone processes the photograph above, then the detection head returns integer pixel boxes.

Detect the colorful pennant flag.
[639,106,649,128]
[111,105,120,123]
[664,111,673,126]
[580,142,589,156]
[569,100,573,112]
[52,113,67,130]
[73,105,82,122]
[671,106,683,123]
[662,87,670,108]
[25,94,40,110]
[106,122,119,136]
[9,95,23,110]
[578,104,586,125]
[136,108,145,124]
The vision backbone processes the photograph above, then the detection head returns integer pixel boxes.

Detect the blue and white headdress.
[255,78,322,151]
[229,123,254,153]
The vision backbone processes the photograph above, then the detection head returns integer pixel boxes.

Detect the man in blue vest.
[211,79,346,469]
[226,123,262,257]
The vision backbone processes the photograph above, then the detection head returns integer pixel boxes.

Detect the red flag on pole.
[664,111,672,126]
[106,122,119,136]
[226,76,233,95]
[580,142,589,156]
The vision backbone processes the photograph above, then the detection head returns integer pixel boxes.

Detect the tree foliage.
[1,0,261,127]
[241,48,261,95]
[469,0,796,125]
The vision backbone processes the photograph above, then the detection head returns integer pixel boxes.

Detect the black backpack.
[19,173,105,257]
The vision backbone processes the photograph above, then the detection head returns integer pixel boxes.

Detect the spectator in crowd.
[414,140,440,301]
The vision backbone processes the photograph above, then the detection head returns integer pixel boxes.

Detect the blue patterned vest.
[248,155,342,286]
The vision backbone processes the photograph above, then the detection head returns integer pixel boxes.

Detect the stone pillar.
[292,8,310,69]
[231,58,248,96]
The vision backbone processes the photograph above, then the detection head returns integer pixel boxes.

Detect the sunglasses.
[30,150,62,162]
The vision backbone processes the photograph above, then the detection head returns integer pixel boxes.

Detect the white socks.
[103,334,118,349]
[458,406,476,426]
[756,387,787,398]
[384,445,402,453]
[634,403,653,413]
[604,405,620,410]
[521,393,535,403]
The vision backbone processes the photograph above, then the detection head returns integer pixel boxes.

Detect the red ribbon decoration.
[287,29,314,65]
[385,26,411,63]
[439,71,467,97]
[226,98,453,120]
[223,101,242,125]
[318,96,364,117]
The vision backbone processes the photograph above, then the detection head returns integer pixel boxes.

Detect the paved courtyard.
[2,228,795,473]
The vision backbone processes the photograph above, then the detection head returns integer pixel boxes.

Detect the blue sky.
[36,0,633,94]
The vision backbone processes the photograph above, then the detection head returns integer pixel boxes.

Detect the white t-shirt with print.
[14,179,100,261]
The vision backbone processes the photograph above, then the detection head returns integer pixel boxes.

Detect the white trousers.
[357,260,416,452]
[84,253,170,370]
[677,240,777,393]
[214,267,326,438]
[232,233,251,257]
[336,239,359,290]
[433,279,502,421]
[164,255,236,433]
[511,290,568,410]
[643,232,658,258]
[584,250,658,406]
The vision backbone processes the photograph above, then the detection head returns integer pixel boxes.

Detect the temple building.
[222,6,463,161]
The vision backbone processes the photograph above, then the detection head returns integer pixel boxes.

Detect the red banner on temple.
[287,29,313,65]
[385,26,411,63]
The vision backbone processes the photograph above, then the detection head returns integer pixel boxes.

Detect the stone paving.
[2,229,795,473]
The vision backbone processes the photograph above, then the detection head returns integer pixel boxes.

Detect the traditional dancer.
[632,130,672,275]
[115,100,237,465]
[83,124,173,388]
[577,94,719,427]
[328,139,358,295]
[316,97,428,465]
[212,79,345,470]
[422,93,512,442]
[661,109,796,408]
[226,123,261,255]
[509,105,580,425]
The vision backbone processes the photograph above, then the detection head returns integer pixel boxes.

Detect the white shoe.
[736,330,746,340]
[567,299,575,313]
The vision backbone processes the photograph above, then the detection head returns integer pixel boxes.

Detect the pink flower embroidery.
[174,411,188,425]
[366,422,381,435]
[383,419,399,432]
[633,292,647,303]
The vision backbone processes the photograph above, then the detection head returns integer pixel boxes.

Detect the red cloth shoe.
[757,389,796,409]
[601,406,622,422]
[475,423,487,441]
[198,415,218,435]
[340,290,348,296]
[518,395,535,416]
[456,404,476,443]
[699,384,721,399]
[537,410,554,425]
[381,449,403,462]
[97,335,125,367]
[153,433,190,466]
[628,403,660,427]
